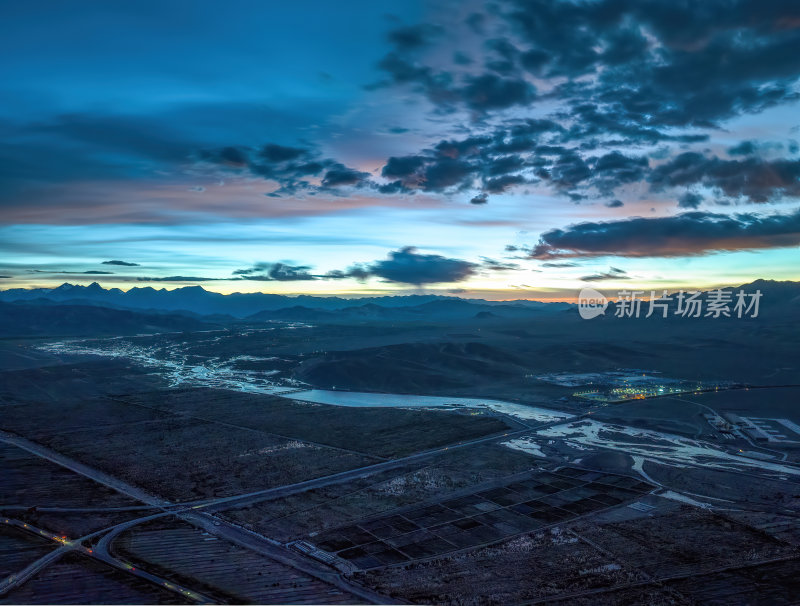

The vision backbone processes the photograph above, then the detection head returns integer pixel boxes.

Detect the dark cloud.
[729,140,789,157]
[233,262,316,281]
[547,151,591,190]
[31,270,115,275]
[678,192,704,209]
[258,143,309,163]
[591,152,649,193]
[453,51,473,65]
[649,153,800,202]
[376,180,411,195]
[321,164,371,188]
[382,155,428,181]
[192,121,659,208]
[102,260,140,266]
[486,155,525,176]
[580,266,629,281]
[373,23,535,114]
[382,153,477,193]
[605,199,624,208]
[435,136,494,159]
[387,24,443,50]
[460,74,535,111]
[529,208,800,259]
[376,125,573,197]
[6,0,799,220]
[484,174,526,193]
[369,0,800,164]
[559,103,710,147]
[22,113,194,164]
[370,23,459,108]
[423,158,475,190]
[501,0,800,129]
[327,247,479,285]
[728,140,758,156]
[323,266,372,281]
[480,257,520,271]
[368,247,478,284]
[200,146,249,168]
[199,142,369,196]
[465,12,486,35]
[135,276,222,282]
[0,112,204,202]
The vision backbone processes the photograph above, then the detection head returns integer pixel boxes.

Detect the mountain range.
[0,280,797,337]
[0,282,561,318]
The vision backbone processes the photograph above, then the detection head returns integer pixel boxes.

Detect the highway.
[0,418,537,604]
[11,397,775,604]
[0,429,168,507]
[666,395,792,462]
[181,511,400,605]
[3,427,524,603]
[0,505,160,514]
[0,542,71,596]
[0,413,557,604]
[1,517,214,604]
[184,426,531,512]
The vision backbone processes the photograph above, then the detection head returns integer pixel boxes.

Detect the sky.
[1,0,800,300]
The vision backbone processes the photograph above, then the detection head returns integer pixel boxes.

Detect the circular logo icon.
[578,287,608,320]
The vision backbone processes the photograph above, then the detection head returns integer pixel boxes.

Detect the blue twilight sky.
[1,0,800,299]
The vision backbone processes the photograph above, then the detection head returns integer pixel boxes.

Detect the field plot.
[115,519,364,604]
[553,556,800,605]
[222,442,540,541]
[311,467,654,569]
[355,501,798,605]
[0,395,172,441]
[0,552,185,605]
[726,510,800,546]
[0,360,163,407]
[30,416,374,502]
[356,525,644,604]
[573,507,795,578]
[121,387,512,458]
[0,443,139,508]
[665,557,800,605]
[0,525,53,579]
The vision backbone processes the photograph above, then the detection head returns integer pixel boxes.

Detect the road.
[0,543,71,596]
[1,421,533,601]
[0,418,536,604]
[182,511,400,605]
[3,425,527,603]
[0,429,168,507]
[666,395,791,462]
[1,517,214,604]
[10,391,790,604]
[184,426,530,512]
[1,411,561,604]
[1,505,159,514]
